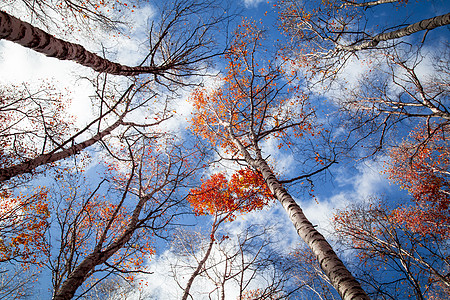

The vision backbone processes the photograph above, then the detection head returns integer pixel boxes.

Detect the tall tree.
[0,0,226,78]
[333,201,450,299]
[190,20,367,299]
[278,0,450,79]
[49,135,201,300]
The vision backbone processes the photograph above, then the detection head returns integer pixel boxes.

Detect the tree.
[190,20,368,299]
[278,0,450,79]
[0,78,168,184]
[48,135,201,300]
[178,168,273,299]
[333,201,450,299]
[0,187,49,265]
[172,224,296,300]
[0,0,226,78]
[387,123,450,237]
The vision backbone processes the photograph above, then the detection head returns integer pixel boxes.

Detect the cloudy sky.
[1,0,447,298]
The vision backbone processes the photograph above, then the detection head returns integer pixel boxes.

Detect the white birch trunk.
[337,13,450,51]
[251,157,370,299]
[227,125,369,299]
[341,0,399,8]
[0,10,170,76]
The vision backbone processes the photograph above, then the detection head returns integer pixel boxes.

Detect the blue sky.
[0,0,449,298]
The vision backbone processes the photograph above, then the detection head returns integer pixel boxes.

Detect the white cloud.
[243,0,267,8]
[123,208,296,299]
[223,204,299,253]
[297,157,390,236]
[260,136,296,175]
[0,40,98,128]
[0,41,81,82]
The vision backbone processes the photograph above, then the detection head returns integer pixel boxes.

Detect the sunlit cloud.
[243,0,267,8]
[297,157,391,236]
[124,206,297,299]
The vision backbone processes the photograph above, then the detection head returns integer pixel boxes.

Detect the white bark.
[0,10,170,76]
[227,128,370,299]
[253,158,370,300]
[340,0,399,8]
[337,13,450,51]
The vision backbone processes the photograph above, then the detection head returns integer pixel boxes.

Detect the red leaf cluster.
[188,168,274,220]
[0,188,49,265]
[387,124,450,237]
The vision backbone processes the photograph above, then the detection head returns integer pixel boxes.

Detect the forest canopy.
[0,0,448,299]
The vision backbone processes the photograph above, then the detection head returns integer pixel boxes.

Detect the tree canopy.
[0,0,448,299]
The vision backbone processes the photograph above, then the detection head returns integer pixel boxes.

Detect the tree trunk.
[0,118,122,182]
[52,191,148,300]
[181,225,217,300]
[252,158,370,300]
[227,126,369,299]
[341,0,399,8]
[338,12,450,51]
[0,10,170,76]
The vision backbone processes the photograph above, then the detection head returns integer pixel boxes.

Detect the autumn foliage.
[0,188,49,265]
[0,84,74,181]
[387,124,450,237]
[190,19,313,154]
[188,168,274,220]
[333,201,450,298]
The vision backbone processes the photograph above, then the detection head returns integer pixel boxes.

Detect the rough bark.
[0,10,170,76]
[338,12,450,51]
[227,128,369,299]
[252,158,370,300]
